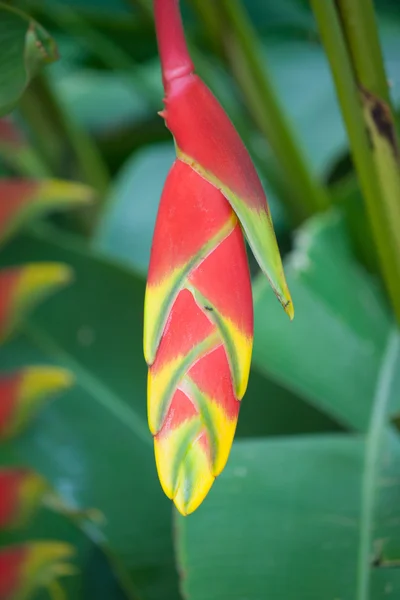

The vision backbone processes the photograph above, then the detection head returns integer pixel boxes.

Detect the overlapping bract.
[0,179,93,245]
[165,77,293,314]
[0,469,47,530]
[145,0,293,515]
[0,264,72,344]
[145,160,253,514]
[0,367,73,440]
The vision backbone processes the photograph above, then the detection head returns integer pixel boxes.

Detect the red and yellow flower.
[144,0,293,515]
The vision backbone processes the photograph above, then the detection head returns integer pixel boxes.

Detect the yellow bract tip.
[284,299,294,321]
[2,367,75,440]
[39,180,95,205]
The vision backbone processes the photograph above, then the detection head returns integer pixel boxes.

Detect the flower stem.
[153,0,194,90]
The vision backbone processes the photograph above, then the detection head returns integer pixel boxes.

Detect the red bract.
[0,542,75,600]
[0,118,23,148]
[0,469,46,529]
[144,0,293,515]
[0,546,26,600]
[0,367,73,440]
[0,179,93,246]
[0,264,72,344]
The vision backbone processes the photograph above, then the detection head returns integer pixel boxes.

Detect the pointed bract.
[145,160,253,514]
[0,179,94,245]
[0,263,73,343]
[0,469,47,529]
[0,542,75,600]
[0,118,23,149]
[0,367,74,440]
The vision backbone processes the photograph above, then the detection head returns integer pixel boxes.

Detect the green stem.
[187,0,223,56]
[336,0,391,105]
[18,81,64,175]
[12,147,52,177]
[19,73,110,196]
[217,0,330,223]
[310,0,400,322]
[0,139,52,177]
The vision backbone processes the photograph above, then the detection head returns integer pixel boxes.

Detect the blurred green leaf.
[93,143,175,276]
[0,4,58,117]
[253,210,396,430]
[243,0,314,33]
[0,226,181,600]
[52,67,157,132]
[176,431,400,600]
[40,0,129,17]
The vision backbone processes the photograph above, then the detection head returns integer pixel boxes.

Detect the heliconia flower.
[0,469,47,529]
[0,542,75,600]
[0,179,94,246]
[0,264,72,344]
[0,367,73,440]
[144,0,293,515]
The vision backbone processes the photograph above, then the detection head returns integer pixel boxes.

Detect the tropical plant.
[1,0,400,599]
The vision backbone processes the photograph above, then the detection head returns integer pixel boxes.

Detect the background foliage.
[1,0,400,599]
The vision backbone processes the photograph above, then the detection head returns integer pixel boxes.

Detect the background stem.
[310,0,400,322]
[19,73,110,196]
[336,0,391,105]
[217,0,330,223]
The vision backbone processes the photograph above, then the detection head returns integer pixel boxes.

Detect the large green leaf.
[236,368,343,438]
[252,211,395,430]
[0,226,180,600]
[0,4,58,116]
[176,431,400,600]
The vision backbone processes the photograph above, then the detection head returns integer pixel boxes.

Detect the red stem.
[153,0,194,90]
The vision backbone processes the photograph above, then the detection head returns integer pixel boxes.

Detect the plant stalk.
[310,0,400,322]
[153,0,193,90]
[217,0,330,223]
[19,73,110,196]
[336,0,391,105]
